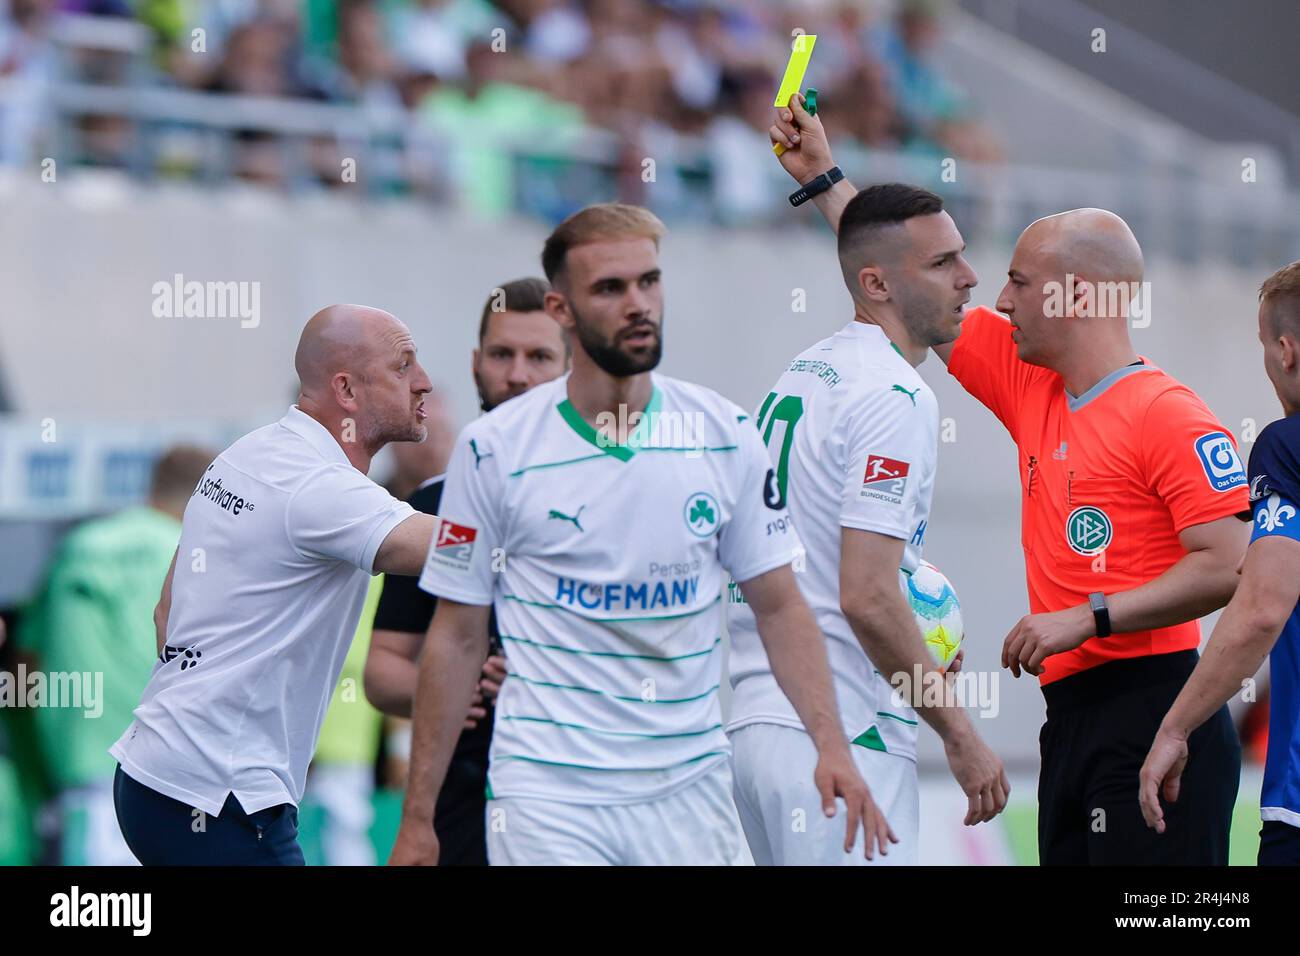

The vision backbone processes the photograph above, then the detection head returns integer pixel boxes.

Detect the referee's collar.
[280,405,352,466]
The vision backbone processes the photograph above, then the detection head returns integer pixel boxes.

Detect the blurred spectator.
[0,0,56,164]
[204,16,303,97]
[328,0,402,109]
[497,0,589,67]
[821,58,904,180]
[14,444,214,866]
[391,0,489,83]
[419,38,585,217]
[872,0,1002,161]
[0,0,996,211]
[708,66,783,226]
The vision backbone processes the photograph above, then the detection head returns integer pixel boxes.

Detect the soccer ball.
[904,561,964,670]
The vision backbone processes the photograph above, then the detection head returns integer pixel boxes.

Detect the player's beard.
[472,365,503,414]
[571,300,663,377]
[898,284,959,349]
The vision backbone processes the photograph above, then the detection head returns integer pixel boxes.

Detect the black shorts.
[1037,650,1241,865]
[434,751,489,866]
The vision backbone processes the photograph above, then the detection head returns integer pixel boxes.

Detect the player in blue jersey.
[1140,260,1300,864]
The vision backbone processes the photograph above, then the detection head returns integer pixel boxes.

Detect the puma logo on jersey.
[891,384,919,406]
[469,439,493,469]
[548,505,586,532]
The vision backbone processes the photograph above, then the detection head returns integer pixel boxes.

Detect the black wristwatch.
[789,165,844,207]
[1088,592,1111,638]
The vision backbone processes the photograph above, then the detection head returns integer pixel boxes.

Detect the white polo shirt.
[110,406,414,816]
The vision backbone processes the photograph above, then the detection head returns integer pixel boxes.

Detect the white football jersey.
[419,373,800,804]
[728,321,938,761]
[111,406,414,816]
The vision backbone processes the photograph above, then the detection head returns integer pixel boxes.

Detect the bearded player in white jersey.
[725,96,1010,865]
[389,203,894,866]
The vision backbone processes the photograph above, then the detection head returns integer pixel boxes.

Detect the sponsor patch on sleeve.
[1193,431,1247,493]
[860,454,910,505]
[1252,492,1300,544]
[430,518,477,571]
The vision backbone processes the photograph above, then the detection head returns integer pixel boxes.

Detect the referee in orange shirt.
[770,94,1250,864]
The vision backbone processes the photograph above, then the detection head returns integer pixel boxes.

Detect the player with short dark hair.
[773,91,1250,865]
[730,147,1008,864]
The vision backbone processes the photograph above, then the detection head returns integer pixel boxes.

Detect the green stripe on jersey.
[639,445,738,453]
[875,711,919,726]
[509,452,610,478]
[507,445,737,477]
[501,592,721,623]
[501,715,724,739]
[493,750,728,773]
[501,634,721,661]
[507,671,719,704]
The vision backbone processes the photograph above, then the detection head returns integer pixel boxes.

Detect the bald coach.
[111,305,440,865]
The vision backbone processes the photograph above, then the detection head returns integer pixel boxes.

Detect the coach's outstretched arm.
[1140,532,1300,832]
[739,564,899,858]
[372,513,439,576]
[840,529,1010,826]
[389,598,492,865]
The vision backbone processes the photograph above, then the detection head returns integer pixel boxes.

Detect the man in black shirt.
[366,277,568,864]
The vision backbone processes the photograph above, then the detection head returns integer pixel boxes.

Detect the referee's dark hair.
[1260,260,1300,339]
[478,276,553,342]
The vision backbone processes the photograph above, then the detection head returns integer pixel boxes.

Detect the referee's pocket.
[1065,476,1132,572]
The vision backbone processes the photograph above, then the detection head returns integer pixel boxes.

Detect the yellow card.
[772,34,816,155]
[773,34,817,110]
